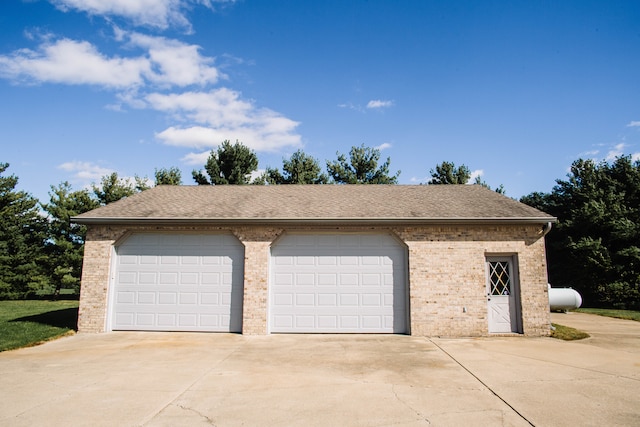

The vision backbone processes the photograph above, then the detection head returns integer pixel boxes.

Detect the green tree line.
[520,156,640,310]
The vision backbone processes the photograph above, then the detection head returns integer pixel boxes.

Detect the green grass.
[576,308,640,322]
[0,300,79,352]
[550,323,590,341]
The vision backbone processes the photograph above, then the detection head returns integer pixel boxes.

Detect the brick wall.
[393,225,550,337]
[78,223,550,337]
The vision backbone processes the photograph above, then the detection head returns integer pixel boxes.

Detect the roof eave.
[71,216,557,226]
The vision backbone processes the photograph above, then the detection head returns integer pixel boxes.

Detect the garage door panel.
[179,293,197,304]
[270,234,407,333]
[317,316,337,328]
[340,293,358,306]
[118,272,137,284]
[274,273,293,286]
[318,274,337,286]
[111,233,244,332]
[296,273,314,286]
[138,292,155,304]
[116,291,135,304]
[317,293,337,306]
[201,272,220,285]
[158,292,177,304]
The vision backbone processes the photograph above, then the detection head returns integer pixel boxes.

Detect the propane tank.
[548,284,583,311]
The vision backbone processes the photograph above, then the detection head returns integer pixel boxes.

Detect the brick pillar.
[232,227,283,335]
[77,226,128,333]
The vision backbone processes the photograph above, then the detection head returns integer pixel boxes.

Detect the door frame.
[485,255,523,334]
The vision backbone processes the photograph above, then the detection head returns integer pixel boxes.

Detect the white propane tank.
[548,284,583,311]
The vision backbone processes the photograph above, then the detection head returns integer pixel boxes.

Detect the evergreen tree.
[521,155,640,309]
[192,140,258,185]
[264,150,328,184]
[42,182,99,297]
[473,175,506,194]
[0,163,50,298]
[326,144,399,184]
[155,167,182,185]
[92,172,140,205]
[428,161,471,184]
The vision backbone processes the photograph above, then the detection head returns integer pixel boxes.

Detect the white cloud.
[579,149,600,158]
[409,176,428,183]
[0,38,149,88]
[0,32,220,89]
[122,31,221,86]
[626,121,640,127]
[58,161,114,183]
[51,0,188,30]
[182,150,212,165]
[366,99,394,109]
[250,168,265,182]
[156,126,220,149]
[605,143,627,162]
[147,89,302,152]
[337,102,363,112]
[50,1,236,31]
[376,142,392,151]
[469,169,483,183]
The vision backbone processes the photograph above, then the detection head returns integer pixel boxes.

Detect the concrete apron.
[0,313,637,427]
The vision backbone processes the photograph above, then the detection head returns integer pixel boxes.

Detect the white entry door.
[270,233,407,333]
[486,257,521,333]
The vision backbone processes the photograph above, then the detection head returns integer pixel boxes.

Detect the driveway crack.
[429,339,535,427]
[389,384,431,425]
[139,340,247,426]
[175,403,217,426]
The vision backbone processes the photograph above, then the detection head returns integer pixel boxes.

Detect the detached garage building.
[72,185,555,337]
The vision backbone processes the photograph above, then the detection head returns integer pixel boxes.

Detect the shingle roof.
[72,184,555,225]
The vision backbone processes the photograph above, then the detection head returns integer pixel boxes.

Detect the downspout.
[543,220,554,335]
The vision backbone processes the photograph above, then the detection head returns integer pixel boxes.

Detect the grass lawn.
[0,300,79,352]
[550,323,590,340]
[576,308,640,322]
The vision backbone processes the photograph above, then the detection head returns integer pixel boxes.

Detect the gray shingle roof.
[72,184,555,225]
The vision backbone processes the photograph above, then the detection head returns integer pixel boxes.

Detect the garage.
[110,233,244,332]
[270,233,408,333]
[75,185,556,337]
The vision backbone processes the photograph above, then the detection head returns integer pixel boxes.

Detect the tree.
[42,182,99,297]
[428,161,470,185]
[474,175,506,194]
[263,150,328,184]
[521,156,640,309]
[428,161,505,193]
[92,172,142,205]
[192,140,258,185]
[0,163,50,298]
[155,167,182,185]
[326,144,400,184]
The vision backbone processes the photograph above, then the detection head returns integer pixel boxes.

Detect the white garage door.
[270,233,407,333]
[111,233,244,332]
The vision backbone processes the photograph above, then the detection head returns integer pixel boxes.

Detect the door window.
[488,261,511,296]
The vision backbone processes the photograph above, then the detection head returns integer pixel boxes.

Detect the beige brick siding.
[231,227,283,335]
[78,223,550,337]
[393,225,550,337]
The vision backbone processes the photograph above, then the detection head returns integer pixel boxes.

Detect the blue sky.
[1,0,639,202]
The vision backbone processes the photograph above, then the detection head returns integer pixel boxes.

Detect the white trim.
[485,255,523,334]
[106,244,118,332]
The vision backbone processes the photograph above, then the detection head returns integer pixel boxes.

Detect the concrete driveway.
[0,313,638,427]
